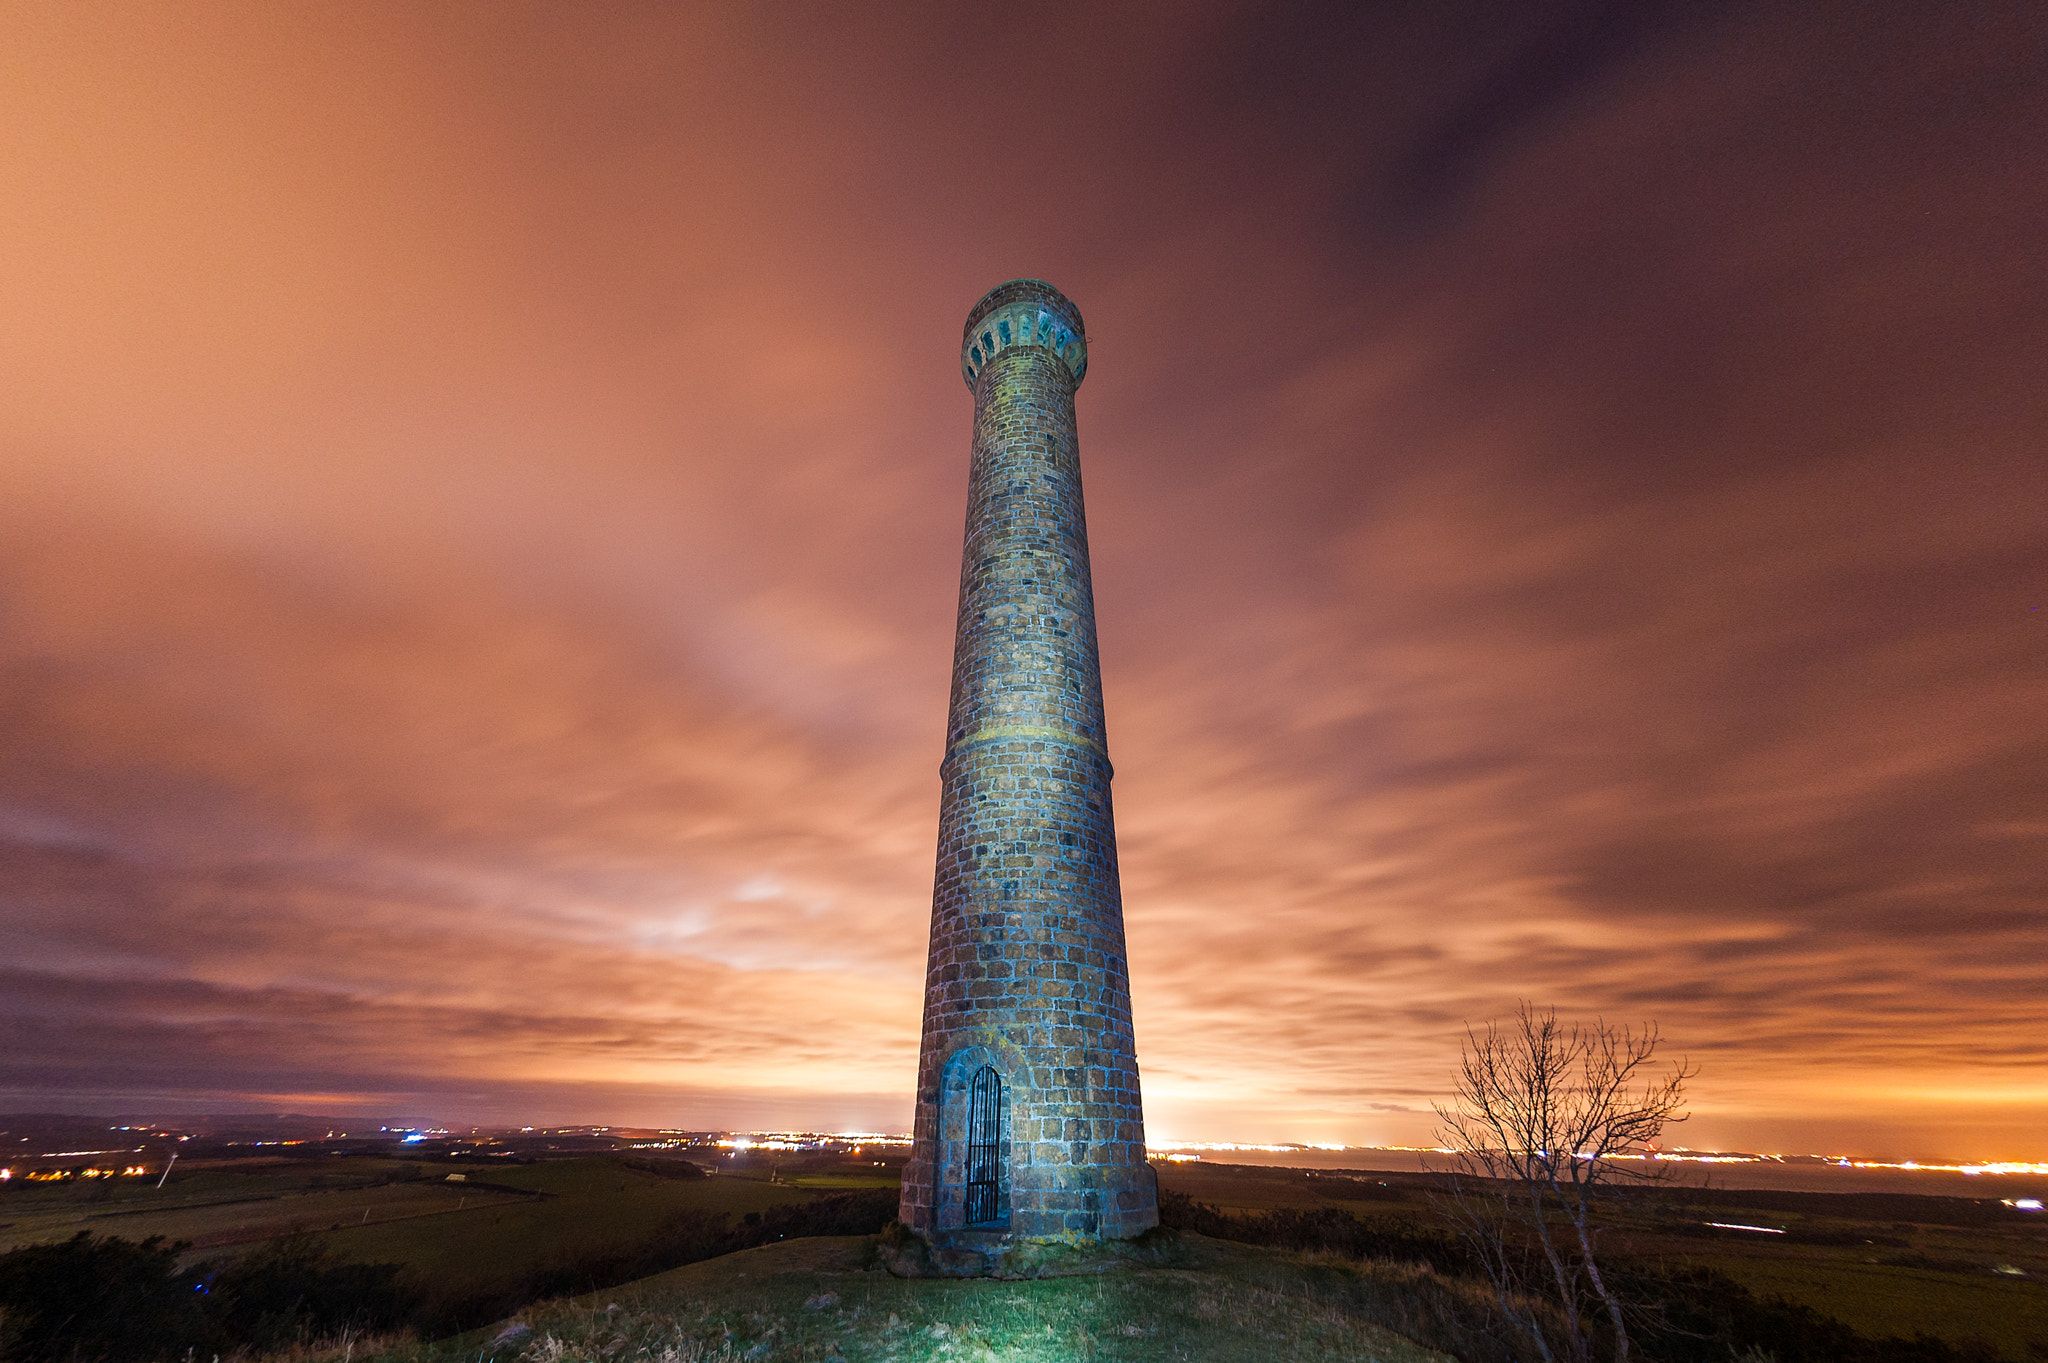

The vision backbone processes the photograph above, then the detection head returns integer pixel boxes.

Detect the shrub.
[0,1232,213,1363]
[202,1233,409,1350]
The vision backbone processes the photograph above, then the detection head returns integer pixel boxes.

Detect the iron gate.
[963,1065,1002,1226]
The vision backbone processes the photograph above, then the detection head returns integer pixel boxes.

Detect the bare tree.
[1432,1003,1695,1363]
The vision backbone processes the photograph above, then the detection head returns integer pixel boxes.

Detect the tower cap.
[961,279,1088,388]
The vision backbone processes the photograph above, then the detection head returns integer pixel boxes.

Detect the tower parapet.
[902,281,1154,1257]
[961,278,1089,389]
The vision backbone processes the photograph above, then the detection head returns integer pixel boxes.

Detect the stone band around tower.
[962,278,1088,389]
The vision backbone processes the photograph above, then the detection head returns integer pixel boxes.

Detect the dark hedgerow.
[0,1232,214,1363]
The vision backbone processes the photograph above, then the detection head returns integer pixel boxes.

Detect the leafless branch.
[1431,1003,1695,1363]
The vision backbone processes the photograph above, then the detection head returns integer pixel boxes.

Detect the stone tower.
[899,280,1156,1249]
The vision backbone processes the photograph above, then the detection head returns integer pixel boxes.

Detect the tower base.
[877,1223,1178,1280]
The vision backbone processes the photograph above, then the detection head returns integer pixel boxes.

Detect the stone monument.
[898,280,1157,1257]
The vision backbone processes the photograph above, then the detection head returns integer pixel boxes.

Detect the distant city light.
[1146,1141,1341,1154]
[1133,1142,2048,1182]
[1795,1157,2048,1177]
[13,1120,2032,1189]
[40,1149,128,1158]
[2007,1198,2043,1212]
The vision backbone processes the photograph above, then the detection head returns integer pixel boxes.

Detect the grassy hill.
[378,1233,1462,1363]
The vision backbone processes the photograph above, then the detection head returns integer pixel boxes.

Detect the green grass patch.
[380,1234,1462,1363]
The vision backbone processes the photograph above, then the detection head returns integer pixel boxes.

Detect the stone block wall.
[900,280,1157,1244]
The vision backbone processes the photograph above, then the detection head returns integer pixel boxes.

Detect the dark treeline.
[0,1187,900,1362]
[1154,1190,2013,1363]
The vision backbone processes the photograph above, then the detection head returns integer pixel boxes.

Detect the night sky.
[2,1,2043,1159]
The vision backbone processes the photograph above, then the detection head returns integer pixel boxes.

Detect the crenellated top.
[961,278,1088,389]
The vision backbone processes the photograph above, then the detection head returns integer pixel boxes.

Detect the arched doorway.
[963,1065,1003,1227]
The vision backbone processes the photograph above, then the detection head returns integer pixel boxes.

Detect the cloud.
[0,0,2041,1158]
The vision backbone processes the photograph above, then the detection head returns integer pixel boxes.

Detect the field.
[1692,1254,2044,1355]
[381,1233,1458,1363]
[0,1150,829,1331]
[1606,1180,2047,1357]
[0,1156,539,1257]
[311,1157,817,1290]
[1158,1163,1430,1216]
[1155,1161,2048,1358]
